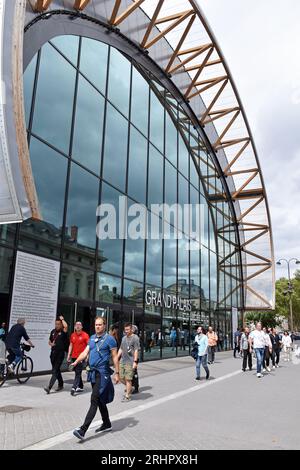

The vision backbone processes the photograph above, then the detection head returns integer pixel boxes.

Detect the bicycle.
[0,343,34,387]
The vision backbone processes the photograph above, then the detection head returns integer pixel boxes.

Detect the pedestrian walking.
[240,327,252,371]
[170,327,177,351]
[44,316,68,394]
[249,322,265,378]
[262,327,272,372]
[131,324,140,394]
[207,326,218,364]
[67,321,89,396]
[72,317,119,440]
[281,331,292,361]
[233,328,241,358]
[118,323,140,402]
[194,326,210,380]
[269,328,281,368]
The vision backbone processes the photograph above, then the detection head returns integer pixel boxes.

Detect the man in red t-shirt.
[67,322,89,396]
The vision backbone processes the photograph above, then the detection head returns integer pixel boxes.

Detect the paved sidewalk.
[0,350,299,450]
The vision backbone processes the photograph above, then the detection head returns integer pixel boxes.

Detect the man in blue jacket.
[72,316,120,440]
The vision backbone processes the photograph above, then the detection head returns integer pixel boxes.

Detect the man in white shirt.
[249,322,265,378]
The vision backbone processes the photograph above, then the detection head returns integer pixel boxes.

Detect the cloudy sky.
[199,0,300,279]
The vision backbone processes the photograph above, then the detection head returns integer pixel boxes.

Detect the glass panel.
[150,91,164,153]
[80,37,108,94]
[131,66,149,137]
[124,236,145,282]
[162,308,177,358]
[146,213,162,287]
[102,104,128,191]
[144,291,161,361]
[0,224,16,246]
[123,279,144,308]
[108,47,131,117]
[201,246,209,307]
[66,163,99,250]
[32,43,76,154]
[23,54,37,128]
[127,126,147,204]
[0,247,14,324]
[178,134,189,178]
[190,156,199,190]
[163,235,177,290]
[60,263,94,301]
[98,182,124,276]
[165,111,177,166]
[72,75,104,174]
[210,251,217,302]
[164,160,177,208]
[148,145,163,207]
[96,273,122,304]
[51,35,79,65]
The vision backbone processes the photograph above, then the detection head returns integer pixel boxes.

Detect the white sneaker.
[266,367,271,372]
[257,373,262,378]
[76,387,84,392]
[272,365,276,370]
[275,364,279,368]
[262,368,266,372]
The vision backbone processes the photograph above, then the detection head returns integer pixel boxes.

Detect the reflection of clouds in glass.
[108,48,130,117]
[24,55,37,128]
[131,67,149,137]
[72,76,104,174]
[179,135,189,178]
[127,127,147,204]
[124,237,145,282]
[146,237,162,287]
[103,104,128,191]
[148,145,163,206]
[150,91,164,153]
[67,163,100,249]
[32,43,76,154]
[50,35,79,65]
[30,137,67,228]
[166,112,177,166]
[80,38,108,94]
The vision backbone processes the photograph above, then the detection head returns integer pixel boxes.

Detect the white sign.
[232,306,238,345]
[9,251,60,372]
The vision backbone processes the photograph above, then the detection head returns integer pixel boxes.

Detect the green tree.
[275,270,300,331]
[244,311,279,328]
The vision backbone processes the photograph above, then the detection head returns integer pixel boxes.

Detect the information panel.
[9,251,60,372]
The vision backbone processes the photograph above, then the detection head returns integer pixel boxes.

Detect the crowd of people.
[0,316,298,441]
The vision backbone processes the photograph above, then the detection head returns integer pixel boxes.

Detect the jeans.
[233,343,240,358]
[72,360,84,390]
[81,371,110,433]
[48,351,65,389]
[208,346,216,363]
[254,348,264,373]
[7,347,22,367]
[196,354,209,378]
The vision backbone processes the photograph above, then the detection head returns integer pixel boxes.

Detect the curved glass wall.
[0,34,242,359]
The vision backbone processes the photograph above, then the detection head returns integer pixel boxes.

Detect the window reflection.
[80,38,108,94]
[127,126,147,204]
[51,35,79,65]
[131,67,149,136]
[108,48,131,117]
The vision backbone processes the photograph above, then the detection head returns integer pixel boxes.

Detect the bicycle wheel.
[0,362,8,387]
[16,356,33,384]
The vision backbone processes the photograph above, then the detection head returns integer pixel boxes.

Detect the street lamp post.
[276,258,300,332]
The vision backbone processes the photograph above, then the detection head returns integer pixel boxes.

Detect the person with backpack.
[72,316,119,440]
[44,315,68,394]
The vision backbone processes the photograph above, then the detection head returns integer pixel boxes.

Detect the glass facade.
[0,35,242,360]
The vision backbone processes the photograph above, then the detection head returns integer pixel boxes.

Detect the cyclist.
[5,318,34,373]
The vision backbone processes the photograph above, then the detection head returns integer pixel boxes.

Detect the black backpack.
[191,342,198,360]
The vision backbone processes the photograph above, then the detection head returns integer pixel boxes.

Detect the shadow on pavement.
[77,417,139,444]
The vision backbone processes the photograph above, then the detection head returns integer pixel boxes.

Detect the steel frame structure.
[23,0,275,311]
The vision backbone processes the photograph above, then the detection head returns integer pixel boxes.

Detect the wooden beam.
[189,75,227,100]
[34,0,52,11]
[155,9,193,25]
[245,265,271,282]
[185,59,222,71]
[184,47,214,98]
[74,0,91,10]
[232,170,259,199]
[199,79,228,124]
[169,44,212,74]
[213,110,240,148]
[144,10,195,50]
[226,168,258,176]
[110,0,145,26]
[241,228,269,249]
[165,14,196,73]
[202,106,239,125]
[223,140,250,174]
[242,248,271,264]
[141,0,164,48]
[237,196,264,222]
[109,0,122,25]
[246,285,272,308]
[214,137,250,151]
